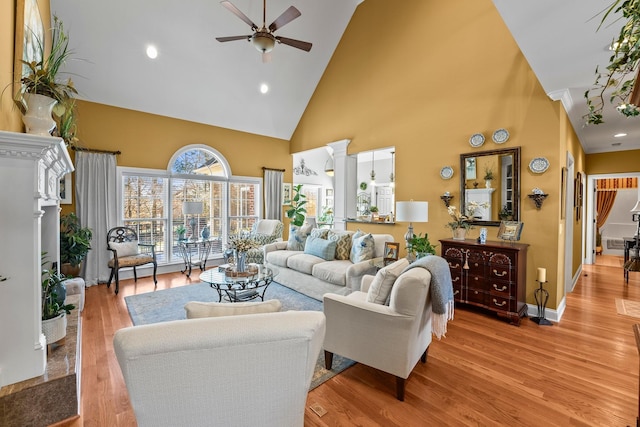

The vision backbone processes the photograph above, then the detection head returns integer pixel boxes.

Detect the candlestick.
[531,279,552,326]
[537,267,546,283]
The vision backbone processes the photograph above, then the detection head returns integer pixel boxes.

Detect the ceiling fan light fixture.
[252,32,275,53]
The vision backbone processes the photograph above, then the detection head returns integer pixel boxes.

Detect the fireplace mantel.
[0,130,73,387]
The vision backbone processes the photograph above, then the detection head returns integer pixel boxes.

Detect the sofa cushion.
[312,260,352,286]
[350,233,375,263]
[372,234,393,258]
[287,224,312,251]
[310,228,329,239]
[366,258,410,305]
[287,253,326,275]
[328,230,354,260]
[109,241,139,257]
[304,236,336,261]
[265,249,301,268]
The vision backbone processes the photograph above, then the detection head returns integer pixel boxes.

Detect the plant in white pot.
[17,16,78,141]
[41,268,75,345]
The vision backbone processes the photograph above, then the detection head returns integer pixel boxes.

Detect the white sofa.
[264,232,394,300]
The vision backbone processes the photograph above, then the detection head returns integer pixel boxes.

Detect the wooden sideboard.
[440,238,529,325]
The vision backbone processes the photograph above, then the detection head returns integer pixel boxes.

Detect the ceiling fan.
[216,0,312,62]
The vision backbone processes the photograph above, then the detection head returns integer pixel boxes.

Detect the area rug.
[124,281,354,390]
[615,298,640,319]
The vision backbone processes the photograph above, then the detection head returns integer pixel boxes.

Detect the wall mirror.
[459,147,520,226]
[355,147,395,220]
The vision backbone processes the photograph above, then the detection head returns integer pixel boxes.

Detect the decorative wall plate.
[440,166,454,180]
[492,128,510,144]
[529,157,550,173]
[469,133,485,147]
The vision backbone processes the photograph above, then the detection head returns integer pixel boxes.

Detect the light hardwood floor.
[60,261,640,427]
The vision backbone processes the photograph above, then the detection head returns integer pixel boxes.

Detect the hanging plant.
[585,0,640,124]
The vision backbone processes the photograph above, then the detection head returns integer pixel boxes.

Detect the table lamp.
[182,201,204,241]
[395,201,428,257]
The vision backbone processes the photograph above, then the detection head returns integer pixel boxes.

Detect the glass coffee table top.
[199,265,275,302]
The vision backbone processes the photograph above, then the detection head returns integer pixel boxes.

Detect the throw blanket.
[402,255,454,339]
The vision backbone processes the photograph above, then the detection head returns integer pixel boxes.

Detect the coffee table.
[199,265,274,302]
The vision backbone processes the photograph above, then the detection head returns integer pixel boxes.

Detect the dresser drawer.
[488,280,513,297]
[467,288,487,306]
[489,295,515,312]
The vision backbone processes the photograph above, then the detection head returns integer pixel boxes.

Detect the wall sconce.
[389,151,395,188]
[370,151,376,186]
[440,192,453,207]
[527,188,548,209]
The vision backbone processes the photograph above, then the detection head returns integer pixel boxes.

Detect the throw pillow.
[287,224,312,251]
[328,230,353,260]
[304,236,337,261]
[350,233,375,263]
[310,228,329,239]
[366,258,410,305]
[184,300,282,319]
[250,233,273,246]
[109,241,139,257]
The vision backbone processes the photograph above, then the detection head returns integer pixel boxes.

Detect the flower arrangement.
[484,166,494,181]
[446,206,473,230]
[465,200,489,218]
[227,234,259,252]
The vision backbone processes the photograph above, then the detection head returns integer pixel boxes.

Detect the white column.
[327,139,352,230]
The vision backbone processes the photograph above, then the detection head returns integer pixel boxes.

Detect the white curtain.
[75,152,118,286]
[264,169,283,220]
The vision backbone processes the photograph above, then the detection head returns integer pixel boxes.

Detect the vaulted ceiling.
[50,0,640,153]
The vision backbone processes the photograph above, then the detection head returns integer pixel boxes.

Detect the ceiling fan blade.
[276,36,312,52]
[216,35,251,42]
[269,6,301,32]
[220,1,258,31]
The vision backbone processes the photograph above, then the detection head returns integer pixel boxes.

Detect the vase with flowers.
[227,234,259,272]
[446,206,473,240]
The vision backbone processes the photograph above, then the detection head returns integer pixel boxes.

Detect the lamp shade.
[632,200,640,213]
[182,201,204,215]
[395,201,428,223]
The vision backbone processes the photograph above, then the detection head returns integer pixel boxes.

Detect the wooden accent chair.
[107,226,157,294]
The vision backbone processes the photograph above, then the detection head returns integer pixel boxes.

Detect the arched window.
[118,145,260,267]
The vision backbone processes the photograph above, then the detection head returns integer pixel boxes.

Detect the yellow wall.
[586,149,640,175]
[291,0,578,309]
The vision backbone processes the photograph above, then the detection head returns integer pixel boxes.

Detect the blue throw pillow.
[350,233,375,263]
[287,224,311,251]
[304,236,337,261]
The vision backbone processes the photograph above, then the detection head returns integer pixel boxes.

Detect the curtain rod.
[262,167,285,172]
[71,146,121,155]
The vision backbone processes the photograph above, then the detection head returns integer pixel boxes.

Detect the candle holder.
[531,280,552,326]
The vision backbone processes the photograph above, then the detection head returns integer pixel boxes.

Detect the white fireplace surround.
[0,130,73,387]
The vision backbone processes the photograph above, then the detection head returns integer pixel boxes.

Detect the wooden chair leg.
[396,377,405,401]
[115,269,120,295]
[133,266,138,282]
[324,350,334,370]
[152,261,158,286]
[107,268,114,288]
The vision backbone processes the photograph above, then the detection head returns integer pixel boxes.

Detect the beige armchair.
[114,308,325,427]
[323,267,433,401]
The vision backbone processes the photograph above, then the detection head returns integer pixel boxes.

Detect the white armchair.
[323,267,432,401]
[245,219,284,264]
[114,309,325,427]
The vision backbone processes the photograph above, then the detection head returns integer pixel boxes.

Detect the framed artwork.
[465,157,476,180]
[13,0,45,113]
[561,167,568,219]
[574,172,583,221]
[383,242,400,265]
[282,182,292,205]
[60,173,72,204]
[497,221,524,241]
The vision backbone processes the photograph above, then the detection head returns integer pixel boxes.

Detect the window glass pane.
[171,149,225,176]
[301,185,319,218]
[229,182,259,234]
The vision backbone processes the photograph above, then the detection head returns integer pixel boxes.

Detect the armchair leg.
[421,346,430,363]
[107,269,114,288]
[133,266,138,282]
[324,350,334,370]
[152,261,158,286]
[115,269,120,295]
[396,377,406,401]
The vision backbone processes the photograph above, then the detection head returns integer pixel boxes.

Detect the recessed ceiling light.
[146,45,158,59]
[614,133,627,138]
[260,83,269,94]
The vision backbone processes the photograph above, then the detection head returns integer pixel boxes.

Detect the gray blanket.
[402,255,453,315]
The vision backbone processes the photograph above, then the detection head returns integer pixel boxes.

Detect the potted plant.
[286,184,307,226]
[484,166,494,188]
[499,204,513,221]
[408,233,437,258]
[41,267,75,344]
[175,224,187,240]
[369,205,379,220]
[16,16,78,142]
[596,228,603,255]
[60,213,93,277]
